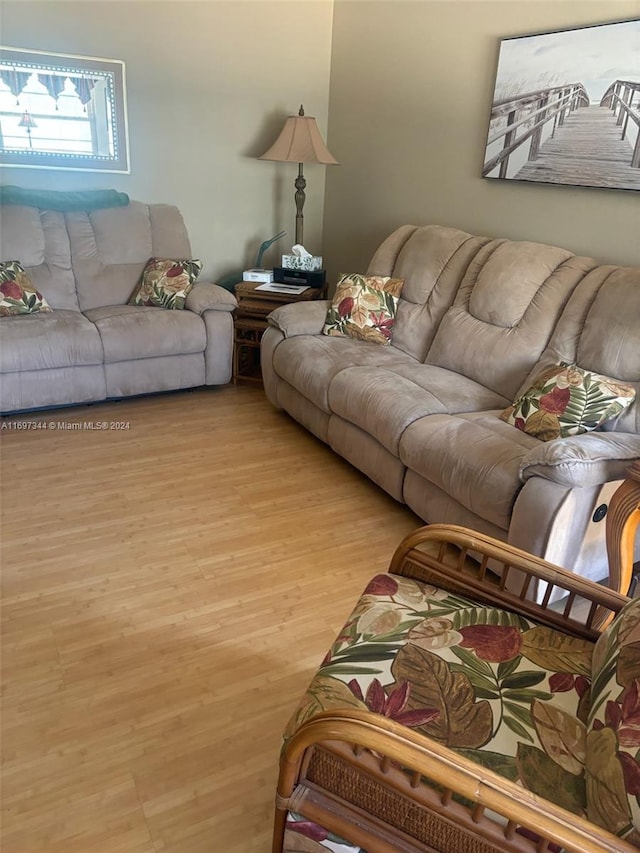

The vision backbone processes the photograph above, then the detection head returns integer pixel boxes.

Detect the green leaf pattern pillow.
[500,363,636,441]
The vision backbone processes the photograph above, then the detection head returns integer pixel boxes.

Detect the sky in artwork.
[493,19,640,103]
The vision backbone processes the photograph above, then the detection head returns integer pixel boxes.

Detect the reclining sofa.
[0,200,236,413]
[261,225,640,588]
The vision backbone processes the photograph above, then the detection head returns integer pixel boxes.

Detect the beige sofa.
[261,225,640,586]
[0,200,236,413]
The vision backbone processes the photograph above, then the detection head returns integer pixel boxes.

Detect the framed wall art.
[482,19,640,191]
[0,46,130,173]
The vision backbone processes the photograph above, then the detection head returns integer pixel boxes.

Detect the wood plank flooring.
[0,386,421,853]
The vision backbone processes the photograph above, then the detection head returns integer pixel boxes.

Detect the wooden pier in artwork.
[483,79,640,191]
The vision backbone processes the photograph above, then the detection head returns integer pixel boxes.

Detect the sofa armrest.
[185,281,237,314]
[267,300,330,337]
[519,432,640,488]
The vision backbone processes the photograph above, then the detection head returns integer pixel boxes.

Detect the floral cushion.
[129,257,202,310]
[286,573,594,818]
[587,597,640,845]
[322,274,404,346]
[500,363,636,442]
[0,260,52,316]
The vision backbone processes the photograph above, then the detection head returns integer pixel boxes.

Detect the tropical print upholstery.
[322,274,404,345]
[129,257,202,310]
[500,363,636,441]
[587,597,640,846]
[285,573,597,823]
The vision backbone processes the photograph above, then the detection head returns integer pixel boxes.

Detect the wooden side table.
[233,281,327,383]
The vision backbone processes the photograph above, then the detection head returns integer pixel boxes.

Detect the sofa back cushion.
[426,239,598,400]
[0,205,80,311]
[367,225,491,362]
[67,202,193,311]
[515,266,640,435]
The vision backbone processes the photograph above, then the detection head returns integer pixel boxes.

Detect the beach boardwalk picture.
[482,19,640,191]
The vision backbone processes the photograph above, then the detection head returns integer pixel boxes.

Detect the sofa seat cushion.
[0,310,103,373]
[272,335,414,414]
[286,573,593,818]
[84,304,206,363]
[328,364,509,455]
[399,411,540,529]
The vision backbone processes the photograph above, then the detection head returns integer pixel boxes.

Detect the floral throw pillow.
[322,273,404,346]
[586,597,640,845]
[129,257,202,310]
[500,363,636,442]
[0,260,52,316]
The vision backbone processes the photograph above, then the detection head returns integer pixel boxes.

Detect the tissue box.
[281,254,323,272]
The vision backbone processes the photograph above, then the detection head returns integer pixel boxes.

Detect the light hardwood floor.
[0,385,421,853]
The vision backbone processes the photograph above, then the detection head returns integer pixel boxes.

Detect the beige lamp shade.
[18,110,37,128]
[259,105,337,246]
[259,109,338,165]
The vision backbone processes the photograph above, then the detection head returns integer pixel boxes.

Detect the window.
[0,46,130,173]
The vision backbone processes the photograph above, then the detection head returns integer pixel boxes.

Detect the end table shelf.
[233,280,326,384]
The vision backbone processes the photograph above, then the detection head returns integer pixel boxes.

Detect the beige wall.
[0,0,334,282]
[324,0,640,283]
[3,1,638,287]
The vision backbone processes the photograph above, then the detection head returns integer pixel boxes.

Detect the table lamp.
[259,105,338,246]
[18,110,37,148]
